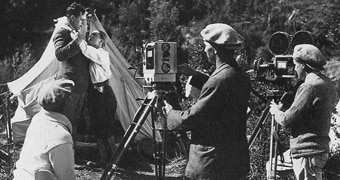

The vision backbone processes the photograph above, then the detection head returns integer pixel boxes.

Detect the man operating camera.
[270,44,338,180]
[164,23,251,180]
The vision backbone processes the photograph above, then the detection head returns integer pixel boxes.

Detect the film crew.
[53,2,89,136]
[270,44,338,180]
[164,23,251,180]
[13,79,76,180]
[75,30,117,167]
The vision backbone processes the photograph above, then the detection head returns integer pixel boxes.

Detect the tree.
[111,0,151,66]
[149,0,180,42]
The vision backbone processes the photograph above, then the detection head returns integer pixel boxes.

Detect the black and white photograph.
[0,0,340,179]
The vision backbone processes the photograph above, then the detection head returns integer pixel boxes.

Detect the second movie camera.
[253,30,314,82]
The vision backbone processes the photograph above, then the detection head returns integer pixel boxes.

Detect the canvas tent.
[7,14,154,143]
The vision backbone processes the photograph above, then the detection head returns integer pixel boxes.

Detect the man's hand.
[163,100,173,115]
[269,100,286,126]
[178,63,198,76]
[71,31,83,44]
[269,100,282,115]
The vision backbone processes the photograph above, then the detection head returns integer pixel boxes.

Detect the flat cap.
[293,44,326,70]
[200,23,244,50]
[37,79,74,112]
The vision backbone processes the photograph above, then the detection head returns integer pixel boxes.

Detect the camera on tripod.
[252,30,314,82]
[254,55,295,81]
[142,41,177,84]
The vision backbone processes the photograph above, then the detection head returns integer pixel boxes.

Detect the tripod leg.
[273,120,279,179]
[248,100,271,148]
[267,114,280,180]
[175,131,189,159]
[101,94,157,180]
[152,94,168,180]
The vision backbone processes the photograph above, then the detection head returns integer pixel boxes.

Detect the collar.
[55,16,75,32]
[304,72,322,83]
[210,62,231,77]
[40,109,73,134]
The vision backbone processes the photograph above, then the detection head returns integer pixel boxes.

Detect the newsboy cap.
[37,79,74,112]
[293,44,326,71]
[200,23,244,50]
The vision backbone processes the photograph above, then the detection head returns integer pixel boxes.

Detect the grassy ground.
[1,119,340,180]
[73,140,186,180]
[0,131,187,180]
[73,152,186,180]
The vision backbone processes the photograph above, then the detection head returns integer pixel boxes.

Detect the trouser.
[62,89,87,136]
[292,153,328,180]
[87,83,117,138]
[97,136,116,165]
[57,72,89,136]
[88,83,118,165]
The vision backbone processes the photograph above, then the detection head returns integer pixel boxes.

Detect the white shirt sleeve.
[49,143,76,180]
[78,40,106,65]
[78,40,111,83]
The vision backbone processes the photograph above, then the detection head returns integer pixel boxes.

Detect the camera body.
[254,55,295,81]
[142,42,177,83]
[253,30,314,82]
[273,55,295,78]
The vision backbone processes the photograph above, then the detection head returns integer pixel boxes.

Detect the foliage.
[1,1,340,179]
[149,0,179,42]
[109,1,150,66]
[281,0,340,56]
[0,43,38,84]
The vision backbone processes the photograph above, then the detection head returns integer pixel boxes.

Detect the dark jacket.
[167,63,251,179]
[53,27,90,93]
[280,73,338,158]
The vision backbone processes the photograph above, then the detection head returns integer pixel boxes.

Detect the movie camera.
[101,41,185,180]
[252,30,314,83]
[142,41,177,84]
[250,31,315,179]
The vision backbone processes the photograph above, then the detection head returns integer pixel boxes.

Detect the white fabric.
[11,78,52,143]
[78,40,111,84]
[7,14,153,142]
[13,109,75,180]
[185,76,200,100]
[336,100,340,114]
[266,149,294,179]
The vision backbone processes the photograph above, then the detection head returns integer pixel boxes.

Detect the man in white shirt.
[77,30,117,167]
[78,30,111,91]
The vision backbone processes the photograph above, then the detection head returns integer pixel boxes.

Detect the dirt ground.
[0,135,186,180]
[71,133,187,180]
[1,131,340,180]
[73,141,186,180]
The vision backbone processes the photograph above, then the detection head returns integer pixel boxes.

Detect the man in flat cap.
[13,79,76,180]
[270,44,338,180]
[164,23,251,179]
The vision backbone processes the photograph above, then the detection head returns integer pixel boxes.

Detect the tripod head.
[266,89,294,111]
